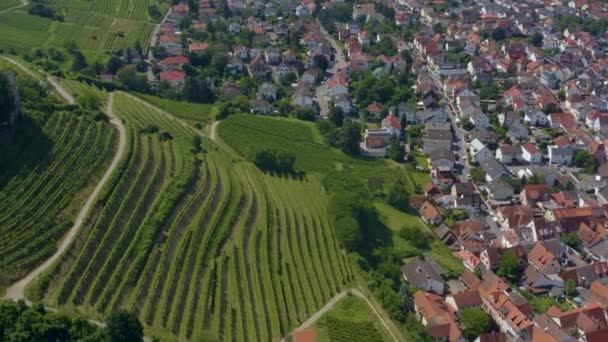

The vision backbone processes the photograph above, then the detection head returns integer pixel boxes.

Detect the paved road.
[422,61,471,181]
[4,92,127,301]
[315,23,348,118]
[281,287,400,342]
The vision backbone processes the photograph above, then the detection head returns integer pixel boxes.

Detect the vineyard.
[0,0,158,55]
[0,74,117,292]
[32,90,354,340]
[135,93,217,125]
[315,295,389,342]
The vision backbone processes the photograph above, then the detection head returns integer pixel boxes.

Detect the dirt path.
[281,287,400,342]
[0,0,27,15]
[3,92,127,301]
[210,121,219,141]
[0,55,75,104]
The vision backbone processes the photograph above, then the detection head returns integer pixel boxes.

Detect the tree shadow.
[0,116,53,188]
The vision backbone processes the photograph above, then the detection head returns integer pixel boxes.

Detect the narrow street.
[316,23,348,118]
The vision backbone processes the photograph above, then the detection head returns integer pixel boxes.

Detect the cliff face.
[7,70,21,126]
[1,70,20,128]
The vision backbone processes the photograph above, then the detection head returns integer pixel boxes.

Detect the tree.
[250,148,296,174]
[529,32,543,47]
[492,27,506,41]
[399,225,430,250]
[105,310,143,342]
[387,137,405,162]
[497,250,523,281]
[339,120,361,156]
[470,167,486,184]
[565,279,577,297]
[328,105,344,127]
[574,150,596,174]
[459,308,492,339]
[71,51,87,71]
[183,76,215,103]
[387,177,409,211]
[0,72,15,124]
[561,232,581,248]
[106,56,123,75]
[77,93,102,111]
[116,67,148,92]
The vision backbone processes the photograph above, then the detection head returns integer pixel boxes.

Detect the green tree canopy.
[105,310,143,342]
[387,137,405,162]
[0,72,16,124]
[459,308,492,339]
[339,120,361,156]
[497,250,523,281]
[561,232,581,249]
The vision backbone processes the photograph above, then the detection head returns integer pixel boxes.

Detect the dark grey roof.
[401,259,446,287]
[430,148,455,161]
[480,158,510,179]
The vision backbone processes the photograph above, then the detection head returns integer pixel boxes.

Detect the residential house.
[402,258,447,295]
[521,143,542,164]
[521,184,551,206]
[158,56,189,71]
[258,83,278,102]
[485,181,514,202]
[420,201,443,225]
[528,240,564,275]
[470,139,493,163]
[480,158,510,183]
[430,149,455,171]
[250,99,273,115]
[423,130,452,154]
[482,290,534,341]
[496,145,522,164]
[524,109,548,126]
[293,86,314,108]
[381,113,401,138]
[446,290,483,314]
[561,262,608,288]
[364,129,391,149]
[549,145,575,165]
[413,291,465,342]
[159,71,186,88]
[451,182,482,211]
[480,247,501,271]
[331,94,353,114]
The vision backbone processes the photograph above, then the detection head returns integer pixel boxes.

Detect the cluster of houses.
[150,0,340,113]
[329,0,608,340]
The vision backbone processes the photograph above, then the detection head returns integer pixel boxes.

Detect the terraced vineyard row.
[0,112,117,291]
[37,90,354,341]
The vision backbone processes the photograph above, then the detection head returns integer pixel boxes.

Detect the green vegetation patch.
[219,114,399,184]
[315,295,389,342]
[135,93,216,124]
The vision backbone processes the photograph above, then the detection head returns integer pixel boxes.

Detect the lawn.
[375,202,464,277]
[219,114,408,188]
[0,0,20,11]
[314,295,391,342]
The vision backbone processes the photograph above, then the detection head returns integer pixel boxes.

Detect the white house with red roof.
[159,71,186,88]
[381,113,401,138]
[327,75,349,96]
[158,56,190,71]
[521,143,542,164]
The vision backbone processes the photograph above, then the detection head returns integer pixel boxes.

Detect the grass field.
[0,0,21,11]
[30,89,354,341]
[219,114,411,187]
[0,72,116,293]
[135,93,217,125]
[315,295,390,342]
[375,202,464,277]
[0,0,157,56]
